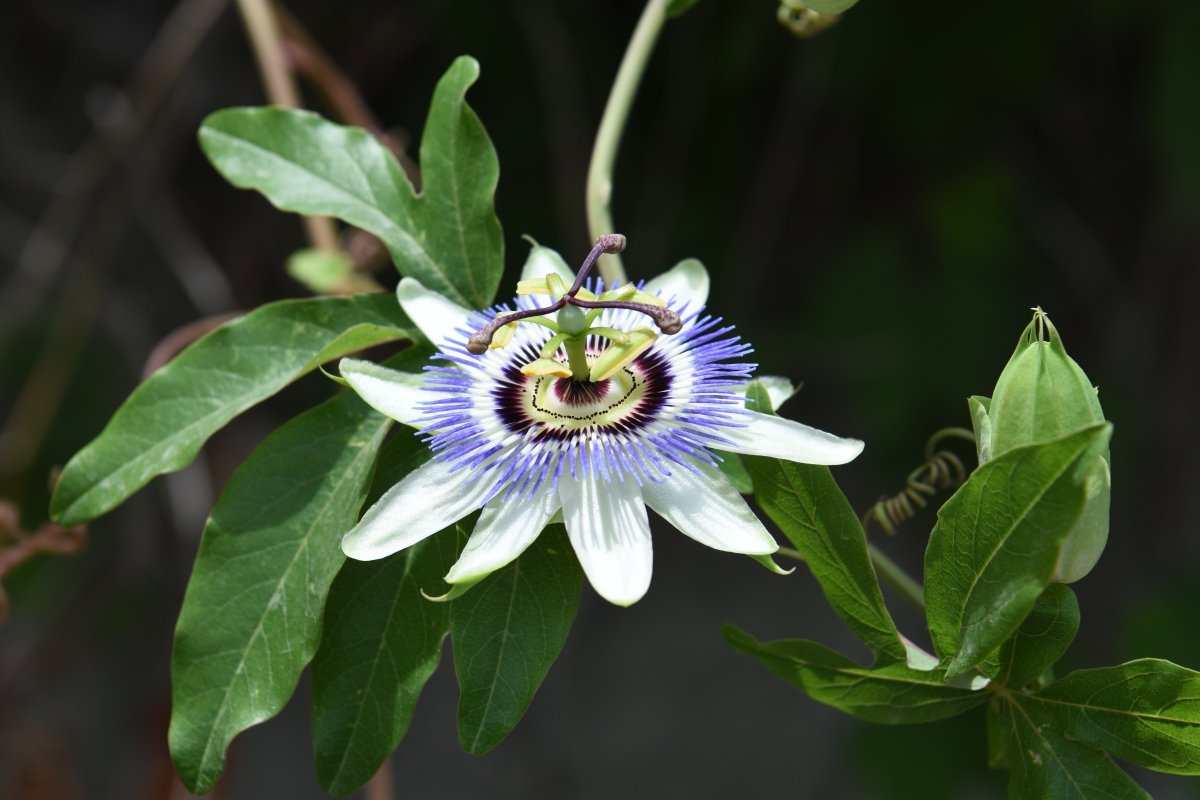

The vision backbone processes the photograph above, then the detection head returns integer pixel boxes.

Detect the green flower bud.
[971,308,1110,583]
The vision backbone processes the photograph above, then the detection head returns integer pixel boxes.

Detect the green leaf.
[1029,659,1200,775]
[312,519,464,793]
[924,423,1111,678]
[287,248,379,295]
[986,698,1008,769]
[50,294,410,525]
[198,56,502,308]
[744,456,905,662]
[715,450,754,494]
[724,627,987,724]
[997,584,1079,689]
[309,428,451,794]
[451,525,582,754]
[168,388,392,793]
[997,693,1149,800]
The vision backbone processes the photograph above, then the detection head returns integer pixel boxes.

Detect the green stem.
[564,336,590,381]
[776,544,926,612]
[866,543,926,611]
[586,0,670,286]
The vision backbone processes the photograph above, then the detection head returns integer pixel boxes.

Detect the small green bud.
[974,308,1110,583]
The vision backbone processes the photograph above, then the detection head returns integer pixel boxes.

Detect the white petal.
[721,411,865,465]
[396,277,473,348]
[642,460,777,555]
[559,474,652,606]
[737,375,797,412]
[342,459,493,560]
[339,358,426,427]
[444,490,561,584]
[643,258,709,309]
[520,245,575,284]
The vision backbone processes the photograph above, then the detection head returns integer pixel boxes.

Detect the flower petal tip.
[341,533,396,562]
[831,437,866,465]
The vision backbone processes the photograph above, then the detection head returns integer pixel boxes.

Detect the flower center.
[493,349,671,439]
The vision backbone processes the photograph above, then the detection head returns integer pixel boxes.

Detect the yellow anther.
[588,328,658,382]
[545,273,569,300]
[489,322,517,349]
[515,278,550,295]
[520,358,573,379]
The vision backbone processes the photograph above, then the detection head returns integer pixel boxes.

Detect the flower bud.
[971,308,1110,583]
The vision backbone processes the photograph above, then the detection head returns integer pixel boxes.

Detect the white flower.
[339,246,863,606]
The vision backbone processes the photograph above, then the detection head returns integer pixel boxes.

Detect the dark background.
[2,0,1199,797]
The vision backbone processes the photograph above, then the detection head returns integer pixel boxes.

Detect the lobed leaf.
[724,627,987,724]
[1029,659,1200,775]
[451,525,582,755]
[50,294,410,525]
[168,387,392,793]
[924,423,1111,678]
[996,693,1149,799]
[198,56,502,309]
[996,583,1079,689]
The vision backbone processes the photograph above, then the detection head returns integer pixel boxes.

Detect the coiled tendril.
[861,428,977,536]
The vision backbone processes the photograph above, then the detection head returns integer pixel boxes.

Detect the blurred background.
[2,0,1198,797]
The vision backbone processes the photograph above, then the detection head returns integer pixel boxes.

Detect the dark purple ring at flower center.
[553,377,612,405]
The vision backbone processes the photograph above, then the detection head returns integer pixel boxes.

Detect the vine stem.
[586,0,671,286]
[776,544,926,612]
[235,0,339,252]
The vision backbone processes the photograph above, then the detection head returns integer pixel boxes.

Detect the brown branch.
[235,0,339,252]
[0,0,233,339]
[0,500,88,624]
[272,2,418,276]
[141,312,244,379]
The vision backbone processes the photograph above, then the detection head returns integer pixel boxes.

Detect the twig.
[0,0,233,339]
[0,500,88,624]
[586,0,672,285]
[141,313,243,379]
[235,0,339,252]
[364,760,393,800]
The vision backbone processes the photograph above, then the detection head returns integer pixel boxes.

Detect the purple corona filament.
[414,273,755,505]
